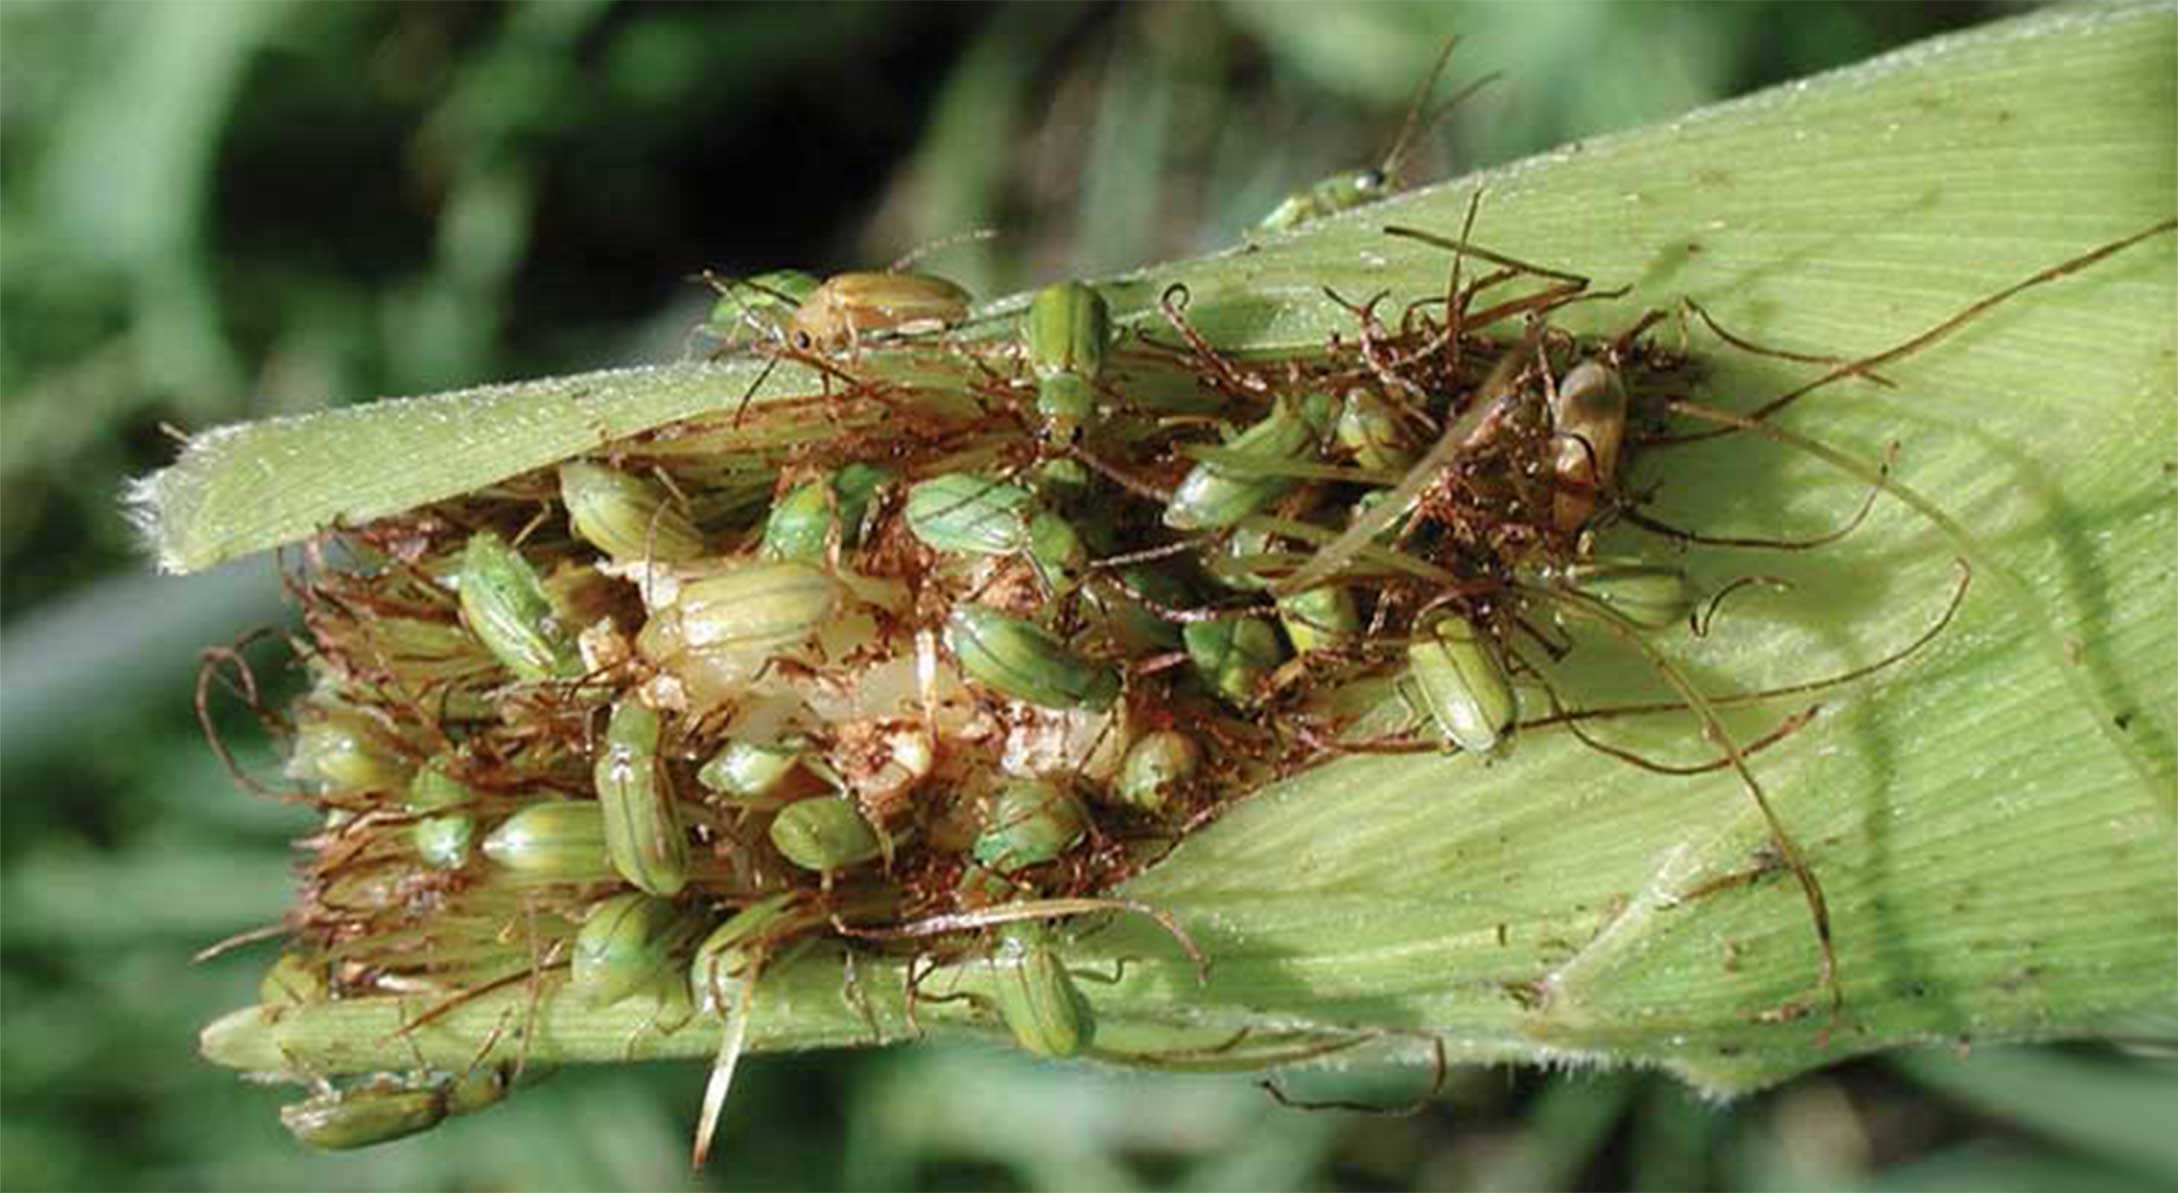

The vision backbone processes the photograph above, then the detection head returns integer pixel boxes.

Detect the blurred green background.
[5,2,2173,1189]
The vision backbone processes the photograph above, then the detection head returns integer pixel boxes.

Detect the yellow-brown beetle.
[786,271,971,352]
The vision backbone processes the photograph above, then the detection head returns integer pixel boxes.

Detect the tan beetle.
[786,271,972,352]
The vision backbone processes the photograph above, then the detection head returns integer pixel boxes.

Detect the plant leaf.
[192,5,2176,1094]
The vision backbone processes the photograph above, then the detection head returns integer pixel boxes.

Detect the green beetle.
[1182,615,1287,708]
[768,796,884,873]
[1275,584,1361,655]
[594,698,689,897]
[758,463,892,562]
[1548,559,1699,633]
[1023,509,1090,595]
[1086,565,1194,653]
[1113,728,1201,814]
[632,558,856,717]
[648,560,840,655]
[971,778,1090,874]
[558,460,706,564]
[988,923,1095,1059]
[1333,387,1420,472]
[1258,169,1395,236]
[635,560,843,703]
[285,709,411,794]
[944,604,1120,712]
[904,474,1040,556]
[697,738,824,809]
[279,1066,518,1151]
[571,891,686,1008]
[1162,393,1336,532]
[479,800,615,883]
[1405,614,1517,757]
[456,530,582,682]
[279,1079,447,1151]
[1022,280,1111,444]
[1254,39,1488,235]
[905,473,1089,594]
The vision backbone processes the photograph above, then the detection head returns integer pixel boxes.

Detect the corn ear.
[193,6,2175,1095]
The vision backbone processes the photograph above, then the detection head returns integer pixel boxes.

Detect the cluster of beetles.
[246,216,1746,1155]
[193,31,2178,1140]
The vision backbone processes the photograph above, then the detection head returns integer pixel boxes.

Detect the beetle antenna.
[889,227,999,273]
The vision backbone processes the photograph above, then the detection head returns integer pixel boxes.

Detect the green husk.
[191,6,2174,1095]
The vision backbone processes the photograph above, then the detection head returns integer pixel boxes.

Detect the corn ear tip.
[198,1003,280,1072]
[120,468,194,575]
[122,420,273,576]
